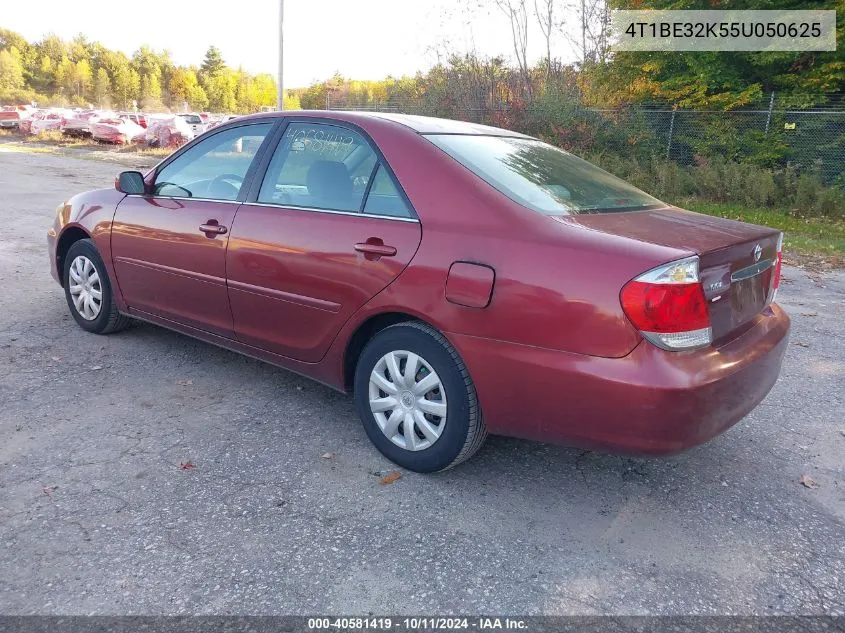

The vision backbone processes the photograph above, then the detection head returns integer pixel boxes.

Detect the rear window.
[181,114,202,124]
[426,134,663,215]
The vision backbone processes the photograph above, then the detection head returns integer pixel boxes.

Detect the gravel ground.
[0,148,843,616]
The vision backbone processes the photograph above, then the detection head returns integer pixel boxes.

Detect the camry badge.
[753,244,762,262]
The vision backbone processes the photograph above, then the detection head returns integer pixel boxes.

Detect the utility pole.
[277,0,285,110]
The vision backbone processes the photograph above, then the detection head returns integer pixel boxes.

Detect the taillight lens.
[767,232,784,304]
[620,256,712,351]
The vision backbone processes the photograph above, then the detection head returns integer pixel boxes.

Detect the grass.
[682,201,845,261]
[1,128,173,164]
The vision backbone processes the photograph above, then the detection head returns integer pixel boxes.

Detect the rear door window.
[363,165,412,218]
[258,122,376,213]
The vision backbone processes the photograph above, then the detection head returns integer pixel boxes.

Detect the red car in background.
[0,104,33,129]
[47,112,790,472]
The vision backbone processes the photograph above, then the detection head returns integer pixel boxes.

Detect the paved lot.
[0,149,843,616]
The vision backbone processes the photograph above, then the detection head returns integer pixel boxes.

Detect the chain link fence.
[325,95,845,186]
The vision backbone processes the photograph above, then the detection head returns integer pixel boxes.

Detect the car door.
[111,122,275,337]
[226,120,422,362]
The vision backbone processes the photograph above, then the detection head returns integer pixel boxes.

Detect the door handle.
[199,222,227,236]
[355,241,397,259]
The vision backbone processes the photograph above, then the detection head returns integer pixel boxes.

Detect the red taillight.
[621,282,710,332]
[768,232,784,304]
[620,256,712,351]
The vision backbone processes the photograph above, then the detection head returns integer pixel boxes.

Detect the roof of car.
[238,110,531,138]
[356,112,531,137]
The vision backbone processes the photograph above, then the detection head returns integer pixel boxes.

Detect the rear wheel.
[354,322,487,472]
[63,239,131,334]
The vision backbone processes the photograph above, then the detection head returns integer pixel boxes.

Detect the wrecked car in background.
[0,105,34,129]
[145,114,195,148]
[90,116,146,144]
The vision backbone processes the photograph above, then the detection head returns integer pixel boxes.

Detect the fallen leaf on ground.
[379,471,402,485]
[321,452,335,460]
[41,486,58,496]
[175,379,193,386]
[839,429,845,437]
[800,312,818,317]
[90,365,103,370]
[51,356,62,361]
[799,475,820,489]
[792,341,811,348]
[179,461,195,470]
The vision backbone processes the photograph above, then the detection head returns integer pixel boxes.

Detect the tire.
[354,321,487,473]
[63,239,131,335]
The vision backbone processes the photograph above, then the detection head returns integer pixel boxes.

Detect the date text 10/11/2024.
[307,617,529,630]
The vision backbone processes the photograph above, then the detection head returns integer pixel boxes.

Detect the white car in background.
[177,113,206,136]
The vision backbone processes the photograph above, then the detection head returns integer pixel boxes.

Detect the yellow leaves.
[379,471,402,486]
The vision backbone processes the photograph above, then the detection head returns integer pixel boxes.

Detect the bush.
[588,151,842,218]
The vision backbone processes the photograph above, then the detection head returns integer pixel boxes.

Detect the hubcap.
[68,255,102,321]
[368,350,447,451]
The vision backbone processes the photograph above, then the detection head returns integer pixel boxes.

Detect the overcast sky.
[2,0,579,87]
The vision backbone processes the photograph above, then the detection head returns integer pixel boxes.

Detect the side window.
[363,165,412,218]
[258,122,377,212]
[154,123,273,201]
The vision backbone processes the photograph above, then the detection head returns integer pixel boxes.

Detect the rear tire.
[354,321,487,472]
[63,239,131,335]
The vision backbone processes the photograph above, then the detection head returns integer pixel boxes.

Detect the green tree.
[109,58,136,109]
[37,34,67,65]
[54,55,75,96]
[252,73,278,108]
[205,69,238,111]
[69,34,90,63]
[93,67,111,106]
[0,28,29,53]
[586,0,845,108]
[0,47,25,91]
[72,59,93,98]
[200,46,226,78]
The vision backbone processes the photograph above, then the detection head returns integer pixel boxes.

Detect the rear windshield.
[426,134,663,215]
[181,114,202,124]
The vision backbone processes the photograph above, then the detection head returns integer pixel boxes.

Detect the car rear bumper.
[449,303,790,455]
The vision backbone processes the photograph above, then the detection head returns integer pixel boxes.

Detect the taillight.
[620,256,712,351]
[767,232,784,304]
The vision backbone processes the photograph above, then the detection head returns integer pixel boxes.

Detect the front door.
[111,122,274,337]
[227,120,422,362]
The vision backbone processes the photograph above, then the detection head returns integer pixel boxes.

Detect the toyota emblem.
[753,244,762,262]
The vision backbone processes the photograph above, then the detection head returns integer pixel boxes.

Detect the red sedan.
[47,112,790,472]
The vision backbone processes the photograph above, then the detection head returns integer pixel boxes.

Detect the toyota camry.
[47,111,790,472]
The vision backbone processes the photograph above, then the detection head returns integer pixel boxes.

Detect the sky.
[1,0,579,87]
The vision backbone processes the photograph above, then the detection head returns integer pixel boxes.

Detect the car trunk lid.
[561,207,781,342]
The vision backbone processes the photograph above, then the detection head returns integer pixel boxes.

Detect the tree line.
[0,31,299,112]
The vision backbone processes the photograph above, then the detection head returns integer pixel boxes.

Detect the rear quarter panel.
[348,122,691,360]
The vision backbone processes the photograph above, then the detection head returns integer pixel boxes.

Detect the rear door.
[226,120,422,362]
[112,122,275,337]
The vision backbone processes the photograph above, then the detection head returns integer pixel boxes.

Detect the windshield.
[181,115,202,124]
[426,134,663,215]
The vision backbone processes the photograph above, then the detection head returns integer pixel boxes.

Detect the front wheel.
[63,239,131,334]
[354,322,487,472]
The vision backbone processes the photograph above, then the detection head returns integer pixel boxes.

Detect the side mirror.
[116,171,146,195]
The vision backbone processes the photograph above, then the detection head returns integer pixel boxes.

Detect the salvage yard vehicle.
[61,110,102,137]
[178,112,206,136]
[90,116,146,144]
[47,112,790,472]
[0,104,33,129]
[29,110,69,135]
